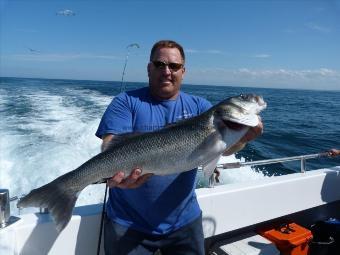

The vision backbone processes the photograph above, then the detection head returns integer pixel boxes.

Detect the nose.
[160,65,172,75]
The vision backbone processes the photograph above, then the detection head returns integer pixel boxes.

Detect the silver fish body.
[17,94,266,232]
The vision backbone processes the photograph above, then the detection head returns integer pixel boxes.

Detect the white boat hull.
[1,167,340,255]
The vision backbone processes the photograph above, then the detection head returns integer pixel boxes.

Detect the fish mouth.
[256,96,267,108]
[222,120,246,130]
[251,95,267,109]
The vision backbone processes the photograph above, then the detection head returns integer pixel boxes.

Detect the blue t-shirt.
[96,87,212,235]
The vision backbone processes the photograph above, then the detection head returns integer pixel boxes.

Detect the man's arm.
[101,134,114,152]
[102,134,153,189]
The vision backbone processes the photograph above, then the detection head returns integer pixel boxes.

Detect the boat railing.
[218,152,331,173]
[208,151,337,187]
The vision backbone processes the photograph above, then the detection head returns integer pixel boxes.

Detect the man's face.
[148,47,185,100]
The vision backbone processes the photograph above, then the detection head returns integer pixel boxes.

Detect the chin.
[156,89,178,99]
[158,84,173,93]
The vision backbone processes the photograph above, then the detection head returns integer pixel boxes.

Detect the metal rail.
[207,151,338,187]
[217,152,332,173]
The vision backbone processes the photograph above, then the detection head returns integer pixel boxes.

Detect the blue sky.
[1,0,339,90]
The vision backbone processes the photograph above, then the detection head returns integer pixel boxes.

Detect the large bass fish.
[18,94,266,232]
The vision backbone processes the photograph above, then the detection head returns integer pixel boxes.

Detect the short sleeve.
[95,93,133,138]
[198,97,213,113]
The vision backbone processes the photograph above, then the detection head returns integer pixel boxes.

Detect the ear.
[181,66,186,80]
[147,62,152,77]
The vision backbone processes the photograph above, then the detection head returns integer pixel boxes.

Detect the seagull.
[27,47,41,54]
[56,9,75,16]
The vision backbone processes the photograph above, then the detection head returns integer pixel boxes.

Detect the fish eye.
[240,94,248,100]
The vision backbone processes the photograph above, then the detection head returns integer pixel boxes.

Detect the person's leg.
[160,215,205,255]
[104,217,156,255]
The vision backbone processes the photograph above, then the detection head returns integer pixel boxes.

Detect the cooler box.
[258,223,313,255]
[210,232,280,255]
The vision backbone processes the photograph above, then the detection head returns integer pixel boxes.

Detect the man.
[96,40,263,255]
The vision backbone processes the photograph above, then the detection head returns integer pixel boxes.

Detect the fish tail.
[17,179,81,232]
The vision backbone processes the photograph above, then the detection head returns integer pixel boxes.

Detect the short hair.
[150,40,185,63]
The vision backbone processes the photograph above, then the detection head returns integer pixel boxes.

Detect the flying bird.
[56,9,75,16]
[27,47,41,54]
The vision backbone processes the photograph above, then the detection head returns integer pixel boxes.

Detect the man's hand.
[107,168,153,189]
[239,119,264,144]
[327,148,340,157]
[101,134,153,189]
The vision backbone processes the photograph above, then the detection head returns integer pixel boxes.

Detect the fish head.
[214,94,266,127]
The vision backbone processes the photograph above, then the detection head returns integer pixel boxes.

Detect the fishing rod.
[97,43,140,255]
[217,151,338,173]
[119,43,140,92]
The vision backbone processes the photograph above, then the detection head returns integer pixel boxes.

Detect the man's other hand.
[107,168,153,189]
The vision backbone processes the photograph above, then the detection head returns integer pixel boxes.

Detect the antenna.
[120,43,140,92]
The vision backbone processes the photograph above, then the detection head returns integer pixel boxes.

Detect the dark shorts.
[104,215,205,255]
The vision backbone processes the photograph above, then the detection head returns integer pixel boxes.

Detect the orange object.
[258,222,313,255]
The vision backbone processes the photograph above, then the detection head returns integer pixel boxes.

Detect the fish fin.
[203,156,221,180]
[188,132,226,164]
[163,118,188,128]
[17,179,80,232]
[220,126,249,151]
[92,178,109,184]
[223,142,247,156]
[104,132,142,151]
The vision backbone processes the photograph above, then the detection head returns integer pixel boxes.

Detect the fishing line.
[97,43,139,253]
[119,43,140,92]
[96,183,108,255]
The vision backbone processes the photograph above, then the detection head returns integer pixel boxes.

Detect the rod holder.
[0,189,10,228]
[208,174,215,188]
[39,207,49,214]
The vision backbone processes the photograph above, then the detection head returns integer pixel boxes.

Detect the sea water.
[1,77,339,214]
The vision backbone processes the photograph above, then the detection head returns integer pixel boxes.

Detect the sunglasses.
[151,61,184,72]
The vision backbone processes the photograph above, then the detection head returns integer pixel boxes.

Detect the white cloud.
[305,23,331,33]
[206,50,223,54]
[186,49,224,55]
[252,54,271,58]
[233,68,339,80]
[185,67,340,90]
[5,53,120,62]
[187,49,271,59]
[186,49,198,53]
[243,68,338,80]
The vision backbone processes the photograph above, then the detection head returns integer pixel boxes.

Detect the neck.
[149,89,180,101]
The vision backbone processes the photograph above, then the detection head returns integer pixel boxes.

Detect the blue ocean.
[1,77,339,210]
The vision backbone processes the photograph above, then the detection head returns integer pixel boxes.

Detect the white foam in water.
[0,84,267,216]
[0,86,112,215]
[196,155,267,187]
[217,155,268,185]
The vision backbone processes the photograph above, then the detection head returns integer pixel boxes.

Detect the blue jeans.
[104,214,205,255]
